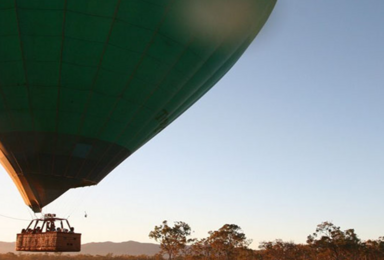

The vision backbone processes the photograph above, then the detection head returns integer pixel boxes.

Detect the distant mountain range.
[81,241,160,255]
[0,242,14,254]
[0,241,160,256]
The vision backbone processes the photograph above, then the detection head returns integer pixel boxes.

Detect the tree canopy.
[149,220,192,260]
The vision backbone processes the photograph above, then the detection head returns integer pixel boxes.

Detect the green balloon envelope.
[0,0,276,212]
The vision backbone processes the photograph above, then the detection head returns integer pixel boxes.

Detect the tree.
[186,238,214,260]
[207,224,251,260]
[259,239,304,260]
[259,239,319,260]
[362,237,384,260]
[307,221,361,260]
[149,220,193,260]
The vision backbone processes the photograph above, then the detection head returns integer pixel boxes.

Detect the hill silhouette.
[0,241,160,255]
[81,241,160,255]
[0,242,14,254]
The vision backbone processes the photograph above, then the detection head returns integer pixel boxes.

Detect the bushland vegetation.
[1,221,383,260]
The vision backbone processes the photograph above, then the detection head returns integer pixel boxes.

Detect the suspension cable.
[0,213,30,221]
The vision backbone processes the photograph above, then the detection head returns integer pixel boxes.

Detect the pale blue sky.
[1,0,384,249]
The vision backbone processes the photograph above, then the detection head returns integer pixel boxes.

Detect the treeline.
[0,254,159,260]
[1,221,383,260]
[148,220,384,260]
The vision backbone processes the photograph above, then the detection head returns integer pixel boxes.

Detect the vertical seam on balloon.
[76,0,123,136]
[79,35,195,180]
[87,34,197,179]
[52,0,68,177]
[62,0,123,178]
[90,0,177,140]
[13,0,38,172]
[78,0,177,180]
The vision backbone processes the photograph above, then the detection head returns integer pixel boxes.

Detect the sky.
[1,0,384,250]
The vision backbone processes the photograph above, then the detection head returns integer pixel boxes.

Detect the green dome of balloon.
[0,0,276,212]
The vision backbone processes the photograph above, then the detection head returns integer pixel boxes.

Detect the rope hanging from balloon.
[0,213,30,221]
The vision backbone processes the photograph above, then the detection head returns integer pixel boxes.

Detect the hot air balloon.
[0,0,275,217]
